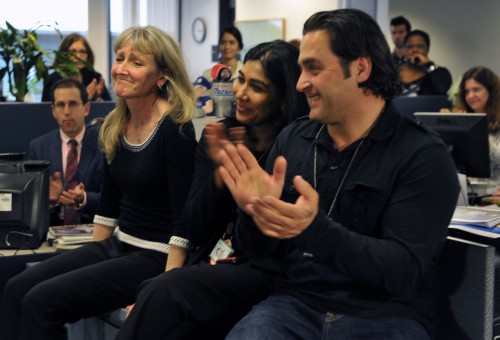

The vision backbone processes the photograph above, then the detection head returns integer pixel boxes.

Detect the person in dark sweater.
[0,26,197,340]
[389,15,411,67]
[115,40,309,340]
[218,9,459,340]
[42,33,112,102]
[399,29,452,96]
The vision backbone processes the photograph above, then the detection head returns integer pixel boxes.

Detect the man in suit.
[28,78,103,226]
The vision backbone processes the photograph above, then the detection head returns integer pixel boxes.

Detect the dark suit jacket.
[28,127,103,225]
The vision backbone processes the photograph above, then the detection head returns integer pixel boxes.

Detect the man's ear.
[84,102,90,117]
[355,56,372,83]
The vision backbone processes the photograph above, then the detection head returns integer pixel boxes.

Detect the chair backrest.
[393,95,452,118]
[436,236,495,339]
[0,102,115,155]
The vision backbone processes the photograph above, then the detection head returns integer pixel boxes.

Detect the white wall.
[179,0,500,89]
[88,0,110,85]
[179,0,388,83]
[235,0,342,42]
[389,0,500,82]
[180,0,345,82]
[181,0,219,82]
[147,0,179,39]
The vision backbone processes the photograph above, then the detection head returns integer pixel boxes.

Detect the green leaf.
[0,66,7,81]
[0,20,59,101]
[13,59,26,99]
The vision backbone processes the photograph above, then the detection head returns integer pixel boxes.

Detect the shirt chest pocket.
[281,175,311,204]
[338,181,388,235]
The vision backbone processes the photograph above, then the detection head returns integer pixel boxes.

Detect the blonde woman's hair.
[99,26,196,163]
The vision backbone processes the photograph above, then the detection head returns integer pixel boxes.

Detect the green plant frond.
[13,60,26,99]
[0,67,7,80]
[51,50,94,77]
[45,22,62,40]
[0,20,60,100]
[27,32,40,48]
[35,57,48,80]
[74,54,94,71]
[5,21,16,32]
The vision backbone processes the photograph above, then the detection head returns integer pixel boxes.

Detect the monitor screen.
[414,112,490,178]
[393,95,452,118]
[0,160,50,249]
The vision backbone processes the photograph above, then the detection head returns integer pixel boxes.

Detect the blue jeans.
[226,293,431,340]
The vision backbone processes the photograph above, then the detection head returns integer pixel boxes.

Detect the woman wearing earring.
[0,26,197,340]
[116,39,309,340]
[42,33,112,102]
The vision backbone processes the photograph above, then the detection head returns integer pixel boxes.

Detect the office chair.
[436,237,495,339]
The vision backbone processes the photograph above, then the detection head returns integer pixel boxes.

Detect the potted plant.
[0,21,61,102]
[52,49,93,80]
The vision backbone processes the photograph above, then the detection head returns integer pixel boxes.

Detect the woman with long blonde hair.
[0,26,197,339]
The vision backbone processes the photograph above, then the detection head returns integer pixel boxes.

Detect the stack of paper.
[451,206,500,228]
[47,224,94,250]
[449,206,500,245]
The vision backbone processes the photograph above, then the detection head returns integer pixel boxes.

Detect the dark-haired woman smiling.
[116,39,309,340]
[202,26,244,83]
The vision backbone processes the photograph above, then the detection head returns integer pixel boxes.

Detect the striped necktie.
[64,139,80,225]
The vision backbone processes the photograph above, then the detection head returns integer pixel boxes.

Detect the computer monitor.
[414,112,490,178]
[0,160,50,249]
[393,95,452,118]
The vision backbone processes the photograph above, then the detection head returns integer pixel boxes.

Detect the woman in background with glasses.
[42,33,112,102]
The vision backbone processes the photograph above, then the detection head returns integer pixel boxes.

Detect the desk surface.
[0,242,56,257]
